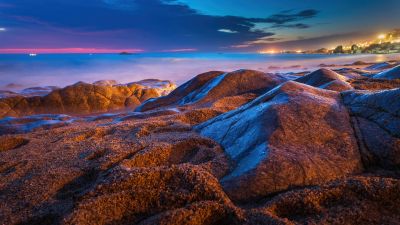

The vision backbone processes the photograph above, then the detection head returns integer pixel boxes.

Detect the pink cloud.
[230,44,251,48]
[0,48,144,54]
[161,48,197,52]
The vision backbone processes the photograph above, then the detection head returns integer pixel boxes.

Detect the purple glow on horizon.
[0,48,144,54]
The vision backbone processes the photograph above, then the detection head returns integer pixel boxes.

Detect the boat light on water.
[29,53,37,57]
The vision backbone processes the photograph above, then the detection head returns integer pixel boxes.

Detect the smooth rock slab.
[373,65,400,79]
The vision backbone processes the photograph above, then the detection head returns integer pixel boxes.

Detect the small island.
[119,51,133,55]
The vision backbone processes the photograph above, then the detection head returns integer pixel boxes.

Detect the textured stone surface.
[295,68,353,91]
[196,81,363,202]
[343,88,400,169]
[1,67,400,225]
[373,65,400,79]
[0,80,175,118]
[248,176,400,225]
[137,70,287,111]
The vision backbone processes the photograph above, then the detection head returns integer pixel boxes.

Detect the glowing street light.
[378,34,386,39]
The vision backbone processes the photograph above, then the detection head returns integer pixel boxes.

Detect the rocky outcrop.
[248,176,400,224]
[343,88,400,168]
[373,65,400,79]
[1,66,400,225]
[196,81,363,202]
[295,68,353,91]
[64,165,234,225]
[343,89,400,137]
[0,80,175,118]
[137,70,287,112]
[349,77,400,90]
[136,71,224,112]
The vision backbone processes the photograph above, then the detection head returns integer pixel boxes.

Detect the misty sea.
[1,52,399,91]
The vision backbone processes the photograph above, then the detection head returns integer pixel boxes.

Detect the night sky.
[0,0,399,53]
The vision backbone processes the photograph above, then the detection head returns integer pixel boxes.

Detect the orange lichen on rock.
[0,68,400,224]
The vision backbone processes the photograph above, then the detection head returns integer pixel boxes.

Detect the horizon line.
[0,48,204,54]
[0,48,145,54]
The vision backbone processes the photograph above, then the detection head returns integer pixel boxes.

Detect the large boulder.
[343,88,400,137]
[196,81,363,202]
[137,70,287,112]
[343,88,400,168]
[295,68,353,91]
[0,80,175,118]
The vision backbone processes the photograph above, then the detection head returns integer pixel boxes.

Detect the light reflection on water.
[0,52,399,90]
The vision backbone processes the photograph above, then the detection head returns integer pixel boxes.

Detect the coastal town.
[261,29,400,54]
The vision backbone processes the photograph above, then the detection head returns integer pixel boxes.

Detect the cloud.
[264,9,319,25]
[246,31,372,51]
[0,0,319,51]
[230,44,251,48]
[273,23,310,29]
[0,48,144,54]
[247,36,283,45]
[218,29,238,34]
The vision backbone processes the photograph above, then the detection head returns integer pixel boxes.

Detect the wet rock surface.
[373,65,400,79]
[1,67,400,224]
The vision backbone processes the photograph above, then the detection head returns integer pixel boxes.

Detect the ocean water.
[0,52,399,90]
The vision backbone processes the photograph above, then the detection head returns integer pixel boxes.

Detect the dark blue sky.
[0,0,399,53]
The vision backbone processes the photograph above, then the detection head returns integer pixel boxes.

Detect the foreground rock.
[248,176,400,224]
[1,67,400,224]
[343,88,400,168]
[0,79,176,118]
[196,81,363,202]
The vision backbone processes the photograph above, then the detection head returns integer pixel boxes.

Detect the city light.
[378,34,386,39]
[259,49,277,54]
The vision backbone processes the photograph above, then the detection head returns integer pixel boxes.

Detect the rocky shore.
[0,62,400,224]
